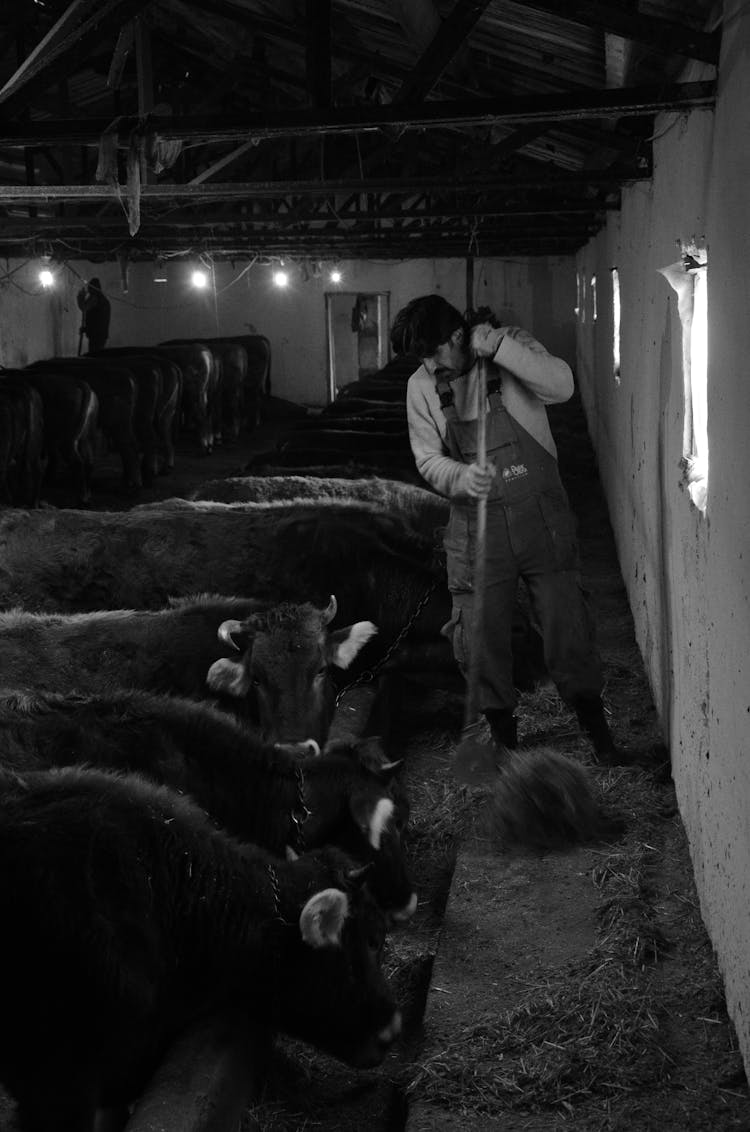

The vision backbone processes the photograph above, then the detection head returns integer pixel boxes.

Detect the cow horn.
[321,594,337,625]
[345,862,374,886]
[217,619,243,650]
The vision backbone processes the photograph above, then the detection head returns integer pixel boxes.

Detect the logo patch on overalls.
[502,463,528,481]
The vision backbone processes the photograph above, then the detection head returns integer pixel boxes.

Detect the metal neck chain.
[289,761,312,854]
[266,862,287,923]
[335,578,439,706]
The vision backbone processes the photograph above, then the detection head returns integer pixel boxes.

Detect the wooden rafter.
[511,0,720,64]
[0,0,154,116]
[393,0,494,105]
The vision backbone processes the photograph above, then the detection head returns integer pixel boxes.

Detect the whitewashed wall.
[575,2,750,1073]
[1,254,575,405]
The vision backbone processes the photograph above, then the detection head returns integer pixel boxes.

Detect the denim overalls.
[438,370,604,714]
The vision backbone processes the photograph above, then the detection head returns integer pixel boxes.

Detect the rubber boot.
[573,696,620,762]
[484,708,518,750]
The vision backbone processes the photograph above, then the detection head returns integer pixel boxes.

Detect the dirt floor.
[3,396,750,1131]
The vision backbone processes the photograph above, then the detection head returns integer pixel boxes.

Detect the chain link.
[289,761,312,854]
[335,578,439,706]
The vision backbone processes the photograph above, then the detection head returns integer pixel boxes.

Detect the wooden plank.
[393,0,493,105]
[0,0,99,100]
[124,1011,266,1132]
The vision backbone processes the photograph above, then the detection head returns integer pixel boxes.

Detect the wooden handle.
[463,357,489,729]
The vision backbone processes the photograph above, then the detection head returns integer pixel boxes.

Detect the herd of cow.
[0,334,272,508]
[0,350,534,1131]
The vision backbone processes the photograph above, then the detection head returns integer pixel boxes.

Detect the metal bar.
[0,81,716,147]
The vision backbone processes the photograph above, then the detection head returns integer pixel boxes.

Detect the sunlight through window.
[658,249,709,513]
[611,268,621,386]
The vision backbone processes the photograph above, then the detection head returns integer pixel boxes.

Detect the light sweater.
[405,326,574,500]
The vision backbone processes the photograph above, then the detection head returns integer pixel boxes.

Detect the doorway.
[326,291,390,401]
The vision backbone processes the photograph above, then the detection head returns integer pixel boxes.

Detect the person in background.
[390,293,621,762]
[76,277,111,353]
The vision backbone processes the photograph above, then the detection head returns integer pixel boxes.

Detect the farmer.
[390,294,620,761]
[76,277,111,353]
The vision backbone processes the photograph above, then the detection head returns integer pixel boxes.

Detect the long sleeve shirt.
[405,326,574,499]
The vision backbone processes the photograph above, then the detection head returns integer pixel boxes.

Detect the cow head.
[206,595,377,745]
[302,743,417,926]
[278,850,401,1068]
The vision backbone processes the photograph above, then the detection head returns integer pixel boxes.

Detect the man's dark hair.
[390,295,466,358]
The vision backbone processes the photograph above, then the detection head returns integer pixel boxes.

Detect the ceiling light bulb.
[273,270,289,288]
[191,269,208,289]
[39,269,55,288]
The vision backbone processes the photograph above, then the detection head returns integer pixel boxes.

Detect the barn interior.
[1,1,750,1129]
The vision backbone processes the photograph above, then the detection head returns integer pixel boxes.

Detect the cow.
[163,338,247,440]
[289,415,408,435]
[0,763,401,1131]
[0,500,547,694]
[0,593,376,745]
[157,341,215,452]
[321,398,408,419]
[200,333,271,428]
[188,474,449,536]
[72,353,161,484]
[92,346,182,473]
[337,380,406,403]
[0,502,441,620]
[279,428,410,455]
[239,458,425,486]
[205,593,377,742]
[0,367,98,506]
[0,379,45,507]
[0,685,417,921]
[245,443,417,473]
[26,357,142,489]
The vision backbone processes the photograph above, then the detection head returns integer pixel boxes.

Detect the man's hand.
[461,461,496,499]
[470,323,505,358]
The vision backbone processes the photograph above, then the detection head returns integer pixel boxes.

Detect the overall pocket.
[537,492,580,571]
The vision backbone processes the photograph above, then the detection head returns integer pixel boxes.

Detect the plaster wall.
[0,255,575,405]
[575,2,750,1072]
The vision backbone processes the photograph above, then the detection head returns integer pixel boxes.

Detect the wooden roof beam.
[0,0,154,117]
[511,0,720,64]
[392,0,494,105]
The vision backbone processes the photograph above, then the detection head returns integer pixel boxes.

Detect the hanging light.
[191,268,209,289]
[272,269,289,288]
[329,266,342,284]
[38,248,55,288]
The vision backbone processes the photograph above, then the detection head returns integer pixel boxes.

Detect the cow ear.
[330,622,378,669]
[350,794,395,850]
[345,862,374,887]
[275,738,321,758]
[285,845,300,862]
[205,657,251,697]
[299,888,349,948]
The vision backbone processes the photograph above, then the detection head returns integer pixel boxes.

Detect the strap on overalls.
[436,369,566,504]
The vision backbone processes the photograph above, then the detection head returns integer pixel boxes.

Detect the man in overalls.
[391,294,619,761]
